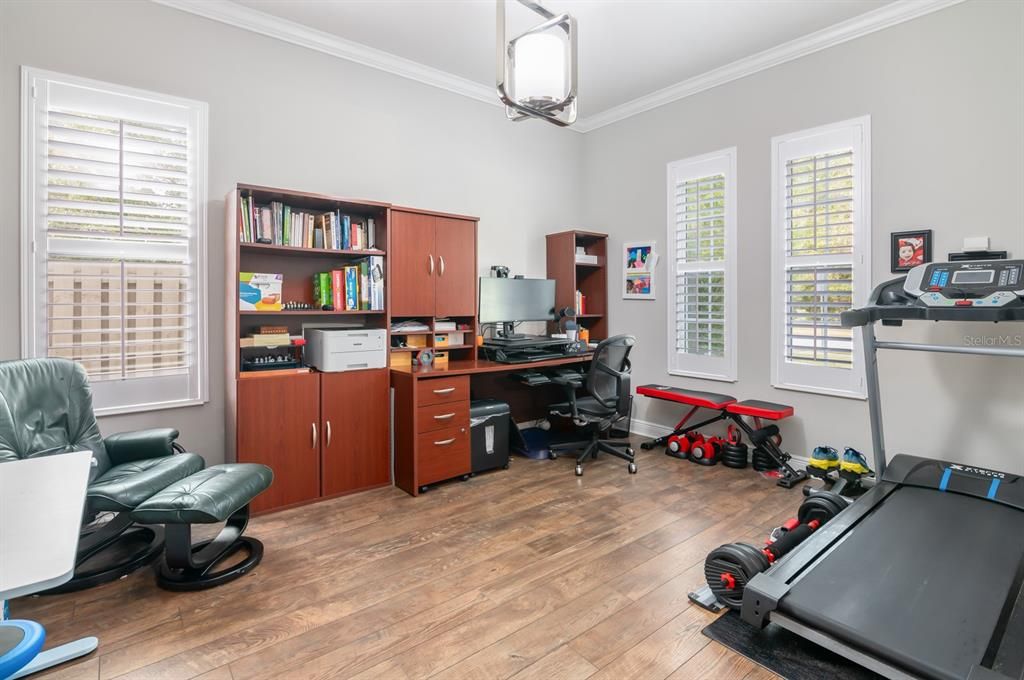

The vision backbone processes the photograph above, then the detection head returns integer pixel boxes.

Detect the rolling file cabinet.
[392,373,471,495]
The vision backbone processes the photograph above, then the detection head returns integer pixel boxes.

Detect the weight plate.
[704,543,770,610]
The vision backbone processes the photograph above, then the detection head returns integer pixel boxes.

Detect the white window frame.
[770,116,870,399]
[666,147,738,382]
[20,66,209,416]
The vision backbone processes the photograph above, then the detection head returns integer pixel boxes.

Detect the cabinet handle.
[433,437,456,446]
[312,422,318,449]
[326,420,332,447]
[433,412,455,421]
[428,254,434,275]
[439,255,446,276]
[432,387,456,395]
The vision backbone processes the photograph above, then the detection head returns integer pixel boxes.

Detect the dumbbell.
[689,435,721,466]
[703,490,848,609]
[665,433,691,460]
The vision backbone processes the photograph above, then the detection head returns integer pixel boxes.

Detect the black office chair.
[549,335,637,477]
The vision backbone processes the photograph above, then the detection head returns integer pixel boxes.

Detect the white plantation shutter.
[22,68,208,415]
[771,118,870,398]
[667,149,737,381]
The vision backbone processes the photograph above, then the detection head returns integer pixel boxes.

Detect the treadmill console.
[904,260,1024,307]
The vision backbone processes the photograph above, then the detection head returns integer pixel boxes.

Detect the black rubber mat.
[702,611,882,680]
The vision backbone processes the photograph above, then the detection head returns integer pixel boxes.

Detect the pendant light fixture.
[496,0,578,127]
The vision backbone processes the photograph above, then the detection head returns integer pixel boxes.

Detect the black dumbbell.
[703,490,848,609]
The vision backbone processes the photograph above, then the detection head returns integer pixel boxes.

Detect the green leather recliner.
[0,358,205,591]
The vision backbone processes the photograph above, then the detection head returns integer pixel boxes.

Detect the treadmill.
[743,259,1024,680]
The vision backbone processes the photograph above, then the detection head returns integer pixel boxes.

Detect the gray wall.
[582,0,1024,472]
[2,0,1021,472]
[0,0,583,464]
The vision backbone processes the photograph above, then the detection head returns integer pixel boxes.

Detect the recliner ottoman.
[132,463,273,590]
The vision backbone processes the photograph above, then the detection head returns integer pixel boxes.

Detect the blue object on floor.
[0,620,45,680]
[515,427,552,459]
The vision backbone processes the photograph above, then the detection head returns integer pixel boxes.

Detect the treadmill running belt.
[781,486,1024,680]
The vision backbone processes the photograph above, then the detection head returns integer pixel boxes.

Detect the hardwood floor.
[13,442,800,680]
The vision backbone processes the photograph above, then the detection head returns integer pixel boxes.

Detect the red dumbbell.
[666,433,691,459]
[690,435,722,465]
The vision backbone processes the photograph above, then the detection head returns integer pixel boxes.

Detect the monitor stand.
[497,321,525,340]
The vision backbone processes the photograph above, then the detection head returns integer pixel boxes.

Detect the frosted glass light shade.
[513,33,566,104]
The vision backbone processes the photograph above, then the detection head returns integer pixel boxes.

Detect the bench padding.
[636,384,736,410]
[726,399,794,420]
[132,464,272,525]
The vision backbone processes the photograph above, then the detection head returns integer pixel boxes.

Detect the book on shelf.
[312,255,385,312]
[238,367,311,379]
[237,193,378,251]
[575,290,587,315]
[240,333,292,348]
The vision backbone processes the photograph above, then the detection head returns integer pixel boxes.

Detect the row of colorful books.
[238,195,377,251]
[313,257,385,311]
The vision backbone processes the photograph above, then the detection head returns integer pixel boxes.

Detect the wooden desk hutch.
[225,184,479,512]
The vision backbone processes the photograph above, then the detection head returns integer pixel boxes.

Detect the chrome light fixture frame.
[496,0,578,127]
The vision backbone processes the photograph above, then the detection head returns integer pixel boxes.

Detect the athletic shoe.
[808,446,839,471]
[840,447,872,476]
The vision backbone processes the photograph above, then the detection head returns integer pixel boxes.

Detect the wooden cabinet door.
[390,211,436,316]
[320,369,390,496]
[237,373,321,513]
[433,217,477,318]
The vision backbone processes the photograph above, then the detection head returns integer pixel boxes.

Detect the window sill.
[668,369,737,384]
[771,381,866,401]
[95,397,208,418]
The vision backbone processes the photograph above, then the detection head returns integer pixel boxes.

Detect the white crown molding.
[152,0,500,108]
[154,0,964,135]
[573,0,966,132]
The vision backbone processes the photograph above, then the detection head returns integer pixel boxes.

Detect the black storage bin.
[470,399,511,474]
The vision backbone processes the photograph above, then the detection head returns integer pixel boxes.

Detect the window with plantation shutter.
[22,68,208,415]
[771,118,870,398]
[667,148,737,381]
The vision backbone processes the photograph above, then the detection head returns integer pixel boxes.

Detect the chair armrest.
[104,428,181,465]
[549,375,584,388]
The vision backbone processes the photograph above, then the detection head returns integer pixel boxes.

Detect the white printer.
[303,328,387,372]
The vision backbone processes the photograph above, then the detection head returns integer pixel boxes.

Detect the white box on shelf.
[575,254,599,265]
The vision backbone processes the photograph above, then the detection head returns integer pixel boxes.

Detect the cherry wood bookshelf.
[546,230,609,340]
[225,184,393,513]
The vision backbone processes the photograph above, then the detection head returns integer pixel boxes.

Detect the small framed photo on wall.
[623,241,657,299]
[890,229,932,273]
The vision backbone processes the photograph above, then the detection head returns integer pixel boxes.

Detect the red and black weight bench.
[635,385,808,488]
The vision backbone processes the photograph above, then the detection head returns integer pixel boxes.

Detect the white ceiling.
[231,0,892,118]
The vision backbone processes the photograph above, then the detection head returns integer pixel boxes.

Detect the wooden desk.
[391,354,592,496]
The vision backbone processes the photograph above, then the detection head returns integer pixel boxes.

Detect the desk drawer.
[416,376,469,406]
[417,424,470,486]
[417,401,469,434]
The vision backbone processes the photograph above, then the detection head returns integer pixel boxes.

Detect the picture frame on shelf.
[891,229,932,272]
[623,241,657,299]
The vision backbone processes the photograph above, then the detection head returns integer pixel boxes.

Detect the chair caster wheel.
[575,465,583,476]
[461,474,470,482]
[419,486,429,494]
[591,451,598,459]
[641,443,653,450]
[503,462,510,470]
[628,462,638,474]
[549,452,558,460]
[627,448,635,456]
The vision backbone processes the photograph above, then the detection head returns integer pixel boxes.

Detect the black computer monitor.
[479,277,556,339]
